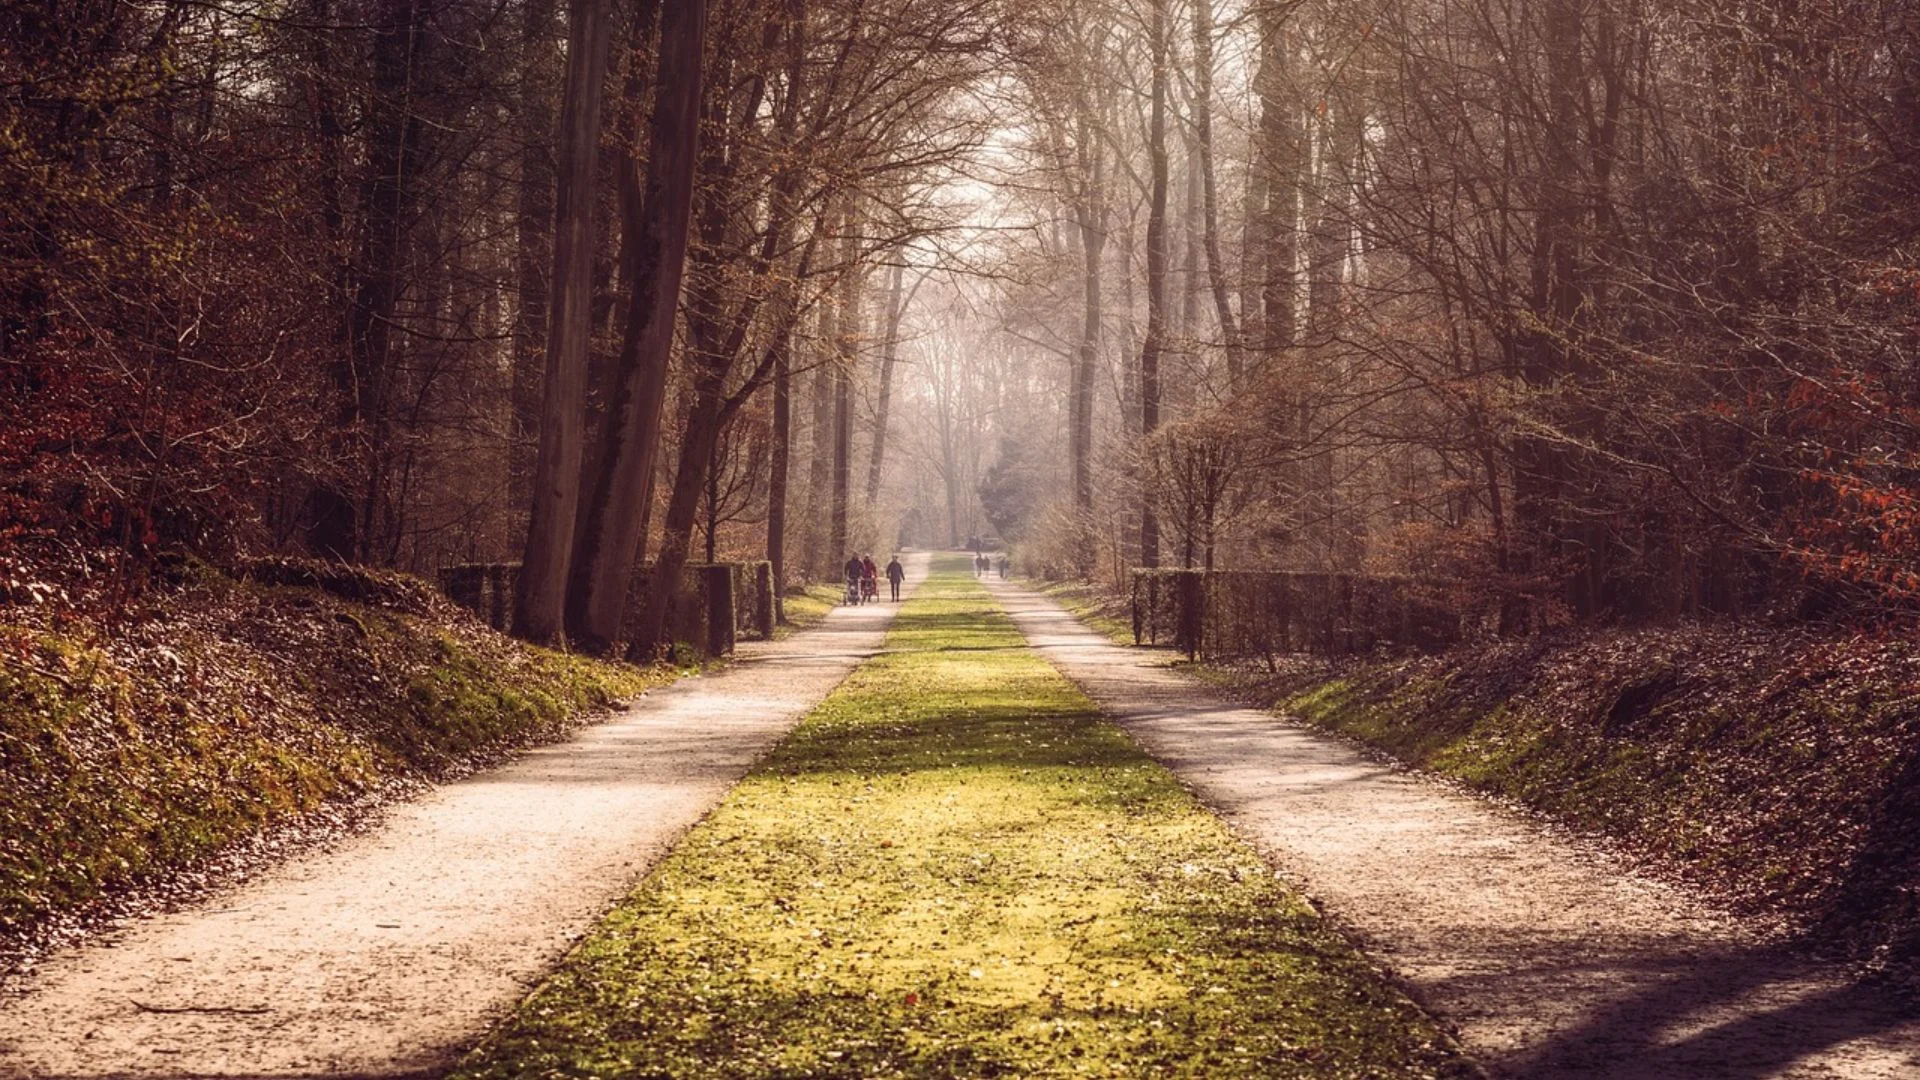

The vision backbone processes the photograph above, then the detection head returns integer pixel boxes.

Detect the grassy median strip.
[454,557,1474,1079]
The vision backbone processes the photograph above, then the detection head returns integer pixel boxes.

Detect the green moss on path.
[455,558,1473,1079]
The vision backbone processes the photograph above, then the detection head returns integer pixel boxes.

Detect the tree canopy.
[5,0,1918,642]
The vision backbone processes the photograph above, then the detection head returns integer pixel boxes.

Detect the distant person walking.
[861,555,879,603]
[886,555,905,601]
[997,555,1008,579]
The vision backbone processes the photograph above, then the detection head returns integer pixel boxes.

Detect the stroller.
[845,575,863,605]
[860,572,879,603]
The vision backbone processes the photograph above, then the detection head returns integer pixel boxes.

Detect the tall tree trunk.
[1513,0,1590,612]
[301,0,356,560]
[767,318,793,621]
[1239,106,1266,357]
[1070,102,1104,550]
[1139,0,1170,570]
[513,0,615,644]
[864,259,906,504]
[829,210,860,561]
[1306,104,1352,339]
[347,0,431,564]
[508,0,558,547]
[830,356,852,560]
[1252,1,1306,561]
[1302,93,1357,570]
[1179,123,1201,411]
[943,450,960,548]
[568,0,663,598]
[566,0,708,656]
[803,315,834,574]
[1257,3,1301,355]
[704,425,721,563]
[629,0,804,654]
[766,0,808,614]
[1190,0,1242,381]
[936,369,960,548]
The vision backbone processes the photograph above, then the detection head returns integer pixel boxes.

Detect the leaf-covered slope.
[0,556,667,941]
[1222,626,1920,972]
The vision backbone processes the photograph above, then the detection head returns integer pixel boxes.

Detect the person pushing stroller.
[844,554,864,605]
[860,555,879,603]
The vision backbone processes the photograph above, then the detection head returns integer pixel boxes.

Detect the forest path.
[989,576,1920,1080]
[0,553,927,1080]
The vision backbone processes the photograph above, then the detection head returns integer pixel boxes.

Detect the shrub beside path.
[0,553,926,1080]
[990,577,1920,1079]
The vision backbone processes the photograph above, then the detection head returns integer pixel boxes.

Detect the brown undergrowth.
[0,549,670,957]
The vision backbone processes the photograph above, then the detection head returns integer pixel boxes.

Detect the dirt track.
[992,578,1920,1080]
[0,555,925,1080]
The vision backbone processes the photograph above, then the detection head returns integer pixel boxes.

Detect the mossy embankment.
[455,559,1474,1079]
[1193,625,1920,973]
[0,554,671,945]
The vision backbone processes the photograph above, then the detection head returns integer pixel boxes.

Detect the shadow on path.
[1488,942,1913,1079]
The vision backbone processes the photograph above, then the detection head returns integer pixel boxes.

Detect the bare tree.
[578,0,711,656]
[513,0,615,645]
[507,0,559,541]
[1138,0,1171,569]
[1188,0,1241,381]
[865,257,912,504]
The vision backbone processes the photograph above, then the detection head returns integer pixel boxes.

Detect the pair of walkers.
[971,552,1010,579]
[843,554,906,604]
